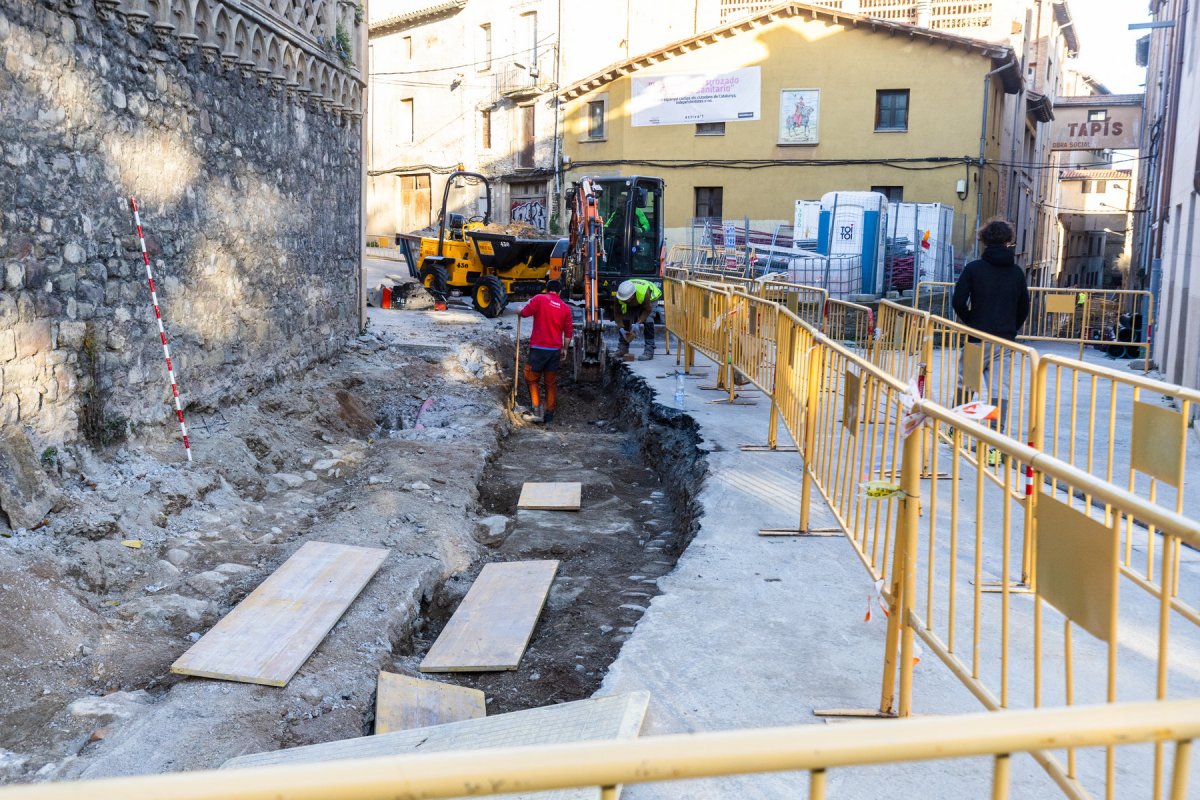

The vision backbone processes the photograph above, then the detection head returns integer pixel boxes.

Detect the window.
[517,104,535,168]
[871,185,903,203]
[1082,180,1093,194]
[694,186,723,220]
[1087,109,1107,122]
[520,11,537,66]
[875,89,909,131]
[480,110,491,150]
[400,98,414,143]
[695,122,725,136]
[1095,180,1106,193]
[402,36,412,60]
[478,24,491,71]
[587,100,606,139]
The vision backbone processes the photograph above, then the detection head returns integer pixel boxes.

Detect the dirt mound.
[475,222,544,237]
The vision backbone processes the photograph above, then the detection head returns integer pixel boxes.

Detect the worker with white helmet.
[613,278,662,361]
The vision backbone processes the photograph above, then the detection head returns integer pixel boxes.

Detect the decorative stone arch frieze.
[88,0,363,119]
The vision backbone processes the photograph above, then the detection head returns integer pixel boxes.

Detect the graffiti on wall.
[511,198,549,231]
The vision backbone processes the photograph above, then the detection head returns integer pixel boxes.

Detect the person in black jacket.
[951,219,1029,451]
[952,219,1030,340]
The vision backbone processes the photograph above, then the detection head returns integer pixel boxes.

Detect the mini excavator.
[564,176,665,382]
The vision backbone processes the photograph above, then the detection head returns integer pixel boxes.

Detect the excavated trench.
[0,321,705,779]
[388,359,706,716]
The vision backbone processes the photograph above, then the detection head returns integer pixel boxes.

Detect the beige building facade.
[1134,0,1200,395]
[559,4,1022,259]
[365,0,722,239]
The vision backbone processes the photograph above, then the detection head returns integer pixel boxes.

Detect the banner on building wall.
[779,88,820,145]
[630,67,761,127]
[1051,104,1141,151]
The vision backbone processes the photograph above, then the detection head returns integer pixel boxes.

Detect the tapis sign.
[1051,104,1141,150]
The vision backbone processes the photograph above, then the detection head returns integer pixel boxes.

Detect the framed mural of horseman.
[779,88,820,146]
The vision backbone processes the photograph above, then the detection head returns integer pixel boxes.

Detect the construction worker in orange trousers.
[518,279,574,424]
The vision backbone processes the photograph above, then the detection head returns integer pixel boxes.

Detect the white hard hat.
[615,280,636,301]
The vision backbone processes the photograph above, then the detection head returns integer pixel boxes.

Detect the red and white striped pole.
[130,197,192,462]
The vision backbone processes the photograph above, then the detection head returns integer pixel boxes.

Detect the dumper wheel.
[419,261,449,300]
[473,275,507,318]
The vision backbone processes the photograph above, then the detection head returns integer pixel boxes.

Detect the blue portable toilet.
[816,191,888,294]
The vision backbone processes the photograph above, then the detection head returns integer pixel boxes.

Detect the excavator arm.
[566,178,608,382]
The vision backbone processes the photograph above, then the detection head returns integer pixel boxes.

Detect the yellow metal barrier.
[904,399,1200,799]
[914,281,1154,364]
[823,297,875,360]
[669,280,1200,798]
[1023,288,1153,361]
[1035,355,1200,627]
[2,700,1195,800]
[727,291,780,400]
[753,278,827,327]
[913,279,954,319]
[874,300,930,385]
[662,277,688,365]
[923,314,1040,487]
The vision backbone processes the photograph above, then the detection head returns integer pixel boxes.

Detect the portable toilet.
[816,191,888,294]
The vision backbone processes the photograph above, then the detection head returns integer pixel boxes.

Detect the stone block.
[14,320,51,358]
[58,321,86,348]
[0,330,14,362]
[0,429,61,529]
[4,261,24,289]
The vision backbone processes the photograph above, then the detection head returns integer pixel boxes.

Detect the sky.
[1068,2,1153,93]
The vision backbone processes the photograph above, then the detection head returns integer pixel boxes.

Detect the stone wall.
[0,0,363,446]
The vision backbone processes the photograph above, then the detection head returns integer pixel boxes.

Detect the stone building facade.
[0,0,364,446]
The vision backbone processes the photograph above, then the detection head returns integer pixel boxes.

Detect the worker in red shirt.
[518,279,574,424]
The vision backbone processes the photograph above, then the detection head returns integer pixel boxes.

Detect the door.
[629,178,662,275]
[397,174,431,233]
[518,105,535,169]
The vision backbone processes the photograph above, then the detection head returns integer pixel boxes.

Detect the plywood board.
[842,368,860,433]
[1035,496,1119,642]
[1131,401,1185,487]
[375,672,485,734]
[171,541,388,687]
[420,560,559,673]
[518,482,582,511]
[225,695,649,800]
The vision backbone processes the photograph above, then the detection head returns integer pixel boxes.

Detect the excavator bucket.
[573,327,607,383]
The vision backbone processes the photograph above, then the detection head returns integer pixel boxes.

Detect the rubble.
[0,431,61,529]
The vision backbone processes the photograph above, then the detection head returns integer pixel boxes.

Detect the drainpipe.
[551,0,562,231]
[1005,8,1033,224]
[976,61,1016,259]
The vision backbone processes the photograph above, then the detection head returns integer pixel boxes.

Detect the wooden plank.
[223,691,650,800]
[420,560,558,673]
[171,541,388,687]
[375,672,485,734]
[517,482,582,511]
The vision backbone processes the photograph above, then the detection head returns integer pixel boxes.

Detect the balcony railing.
[494,61,549,100]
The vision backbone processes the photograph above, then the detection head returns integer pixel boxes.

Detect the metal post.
[896,405,924,717]
[824,194,839,295]
[798,343,823,533]
[743,214,752,278]
[767,306,784,450]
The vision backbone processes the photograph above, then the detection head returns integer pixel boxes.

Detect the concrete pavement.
[596,343,1198,799]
